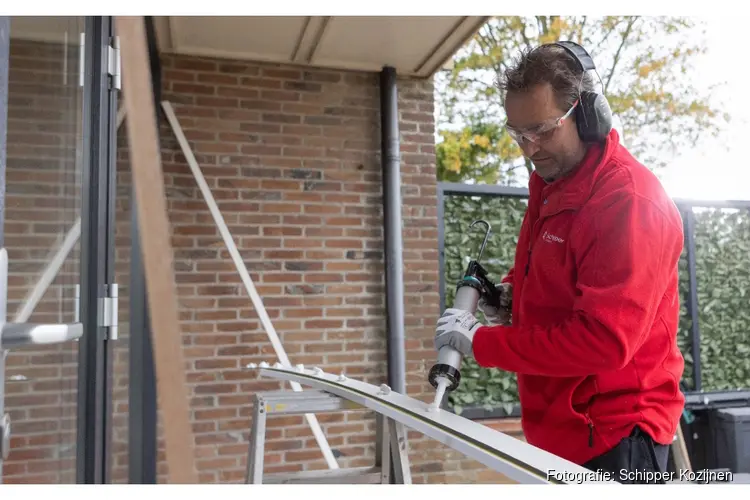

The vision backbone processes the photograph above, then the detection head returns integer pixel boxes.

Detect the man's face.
[504,82,585,182]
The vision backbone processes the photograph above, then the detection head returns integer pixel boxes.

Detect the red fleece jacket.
[472,129,686,466]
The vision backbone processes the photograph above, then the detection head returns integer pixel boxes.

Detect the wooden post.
[115,16,197,484]
[673,422,693,473]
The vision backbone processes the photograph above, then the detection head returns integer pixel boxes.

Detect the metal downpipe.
[379,66,406,395]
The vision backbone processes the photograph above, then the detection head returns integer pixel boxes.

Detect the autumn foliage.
[435,16,729,185]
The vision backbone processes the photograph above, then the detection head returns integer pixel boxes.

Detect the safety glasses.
[505,100,579,145]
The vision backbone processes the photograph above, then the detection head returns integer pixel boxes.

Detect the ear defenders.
[550,40,613,143]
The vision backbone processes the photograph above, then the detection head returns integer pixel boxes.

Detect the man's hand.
[435,308,483,357]
[477,282,513,326]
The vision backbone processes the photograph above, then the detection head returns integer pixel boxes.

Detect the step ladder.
[244,389,411,484]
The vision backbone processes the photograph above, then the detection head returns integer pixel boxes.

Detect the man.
[434,41,686,483]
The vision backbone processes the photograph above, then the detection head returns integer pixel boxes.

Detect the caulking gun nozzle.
[428,378,449,412]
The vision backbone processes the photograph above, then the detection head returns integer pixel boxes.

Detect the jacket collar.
[528,128,621,212]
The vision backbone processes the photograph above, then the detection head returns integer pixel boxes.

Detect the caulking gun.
[428,219,503,410]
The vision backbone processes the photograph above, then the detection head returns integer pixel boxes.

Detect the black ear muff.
[575,90,613,143]
[551,41,613,143]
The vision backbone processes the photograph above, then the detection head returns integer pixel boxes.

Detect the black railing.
[438,181,750,417]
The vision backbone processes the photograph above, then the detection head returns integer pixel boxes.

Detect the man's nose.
[520,140,540,157]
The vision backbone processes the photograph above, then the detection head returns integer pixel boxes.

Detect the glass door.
[1,15,85,483]
[0,15,119,484]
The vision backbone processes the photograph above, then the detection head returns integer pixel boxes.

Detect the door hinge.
[78,32,85,88]
[0,414,11,461]
[108,36,121,90]
[74,284,80,323]
[99,284,119,340]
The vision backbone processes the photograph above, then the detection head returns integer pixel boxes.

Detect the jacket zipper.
[585,413,594,447]
[524,208,544,277]
[524,249,531,276]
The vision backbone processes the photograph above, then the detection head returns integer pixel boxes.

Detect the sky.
[621,17,750,202]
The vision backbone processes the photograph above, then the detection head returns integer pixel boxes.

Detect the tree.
[435,16,730,185]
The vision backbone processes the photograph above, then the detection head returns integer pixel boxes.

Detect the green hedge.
[443,194,526,415]
[443,195,750,415]
[679,207,750,391]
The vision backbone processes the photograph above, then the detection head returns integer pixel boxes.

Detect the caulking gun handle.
[484,279,503,309]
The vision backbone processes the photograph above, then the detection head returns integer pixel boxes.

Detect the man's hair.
[499,44,598,112]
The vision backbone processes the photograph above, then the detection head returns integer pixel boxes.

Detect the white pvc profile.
[161,101,339,470]
[255,365,616,485]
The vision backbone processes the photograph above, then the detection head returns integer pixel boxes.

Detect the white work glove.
[434,308,483,357]
[477,282,513,326]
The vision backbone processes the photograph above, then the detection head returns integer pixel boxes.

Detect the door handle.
[0,322,83,348]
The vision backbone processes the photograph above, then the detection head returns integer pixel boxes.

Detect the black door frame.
[77,15,159,484]
[75,15,119,484]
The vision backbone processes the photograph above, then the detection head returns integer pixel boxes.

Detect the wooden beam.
[115,16,197,484]
[673,422,693,473]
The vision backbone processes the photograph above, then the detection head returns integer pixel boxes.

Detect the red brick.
[172,82,217,95]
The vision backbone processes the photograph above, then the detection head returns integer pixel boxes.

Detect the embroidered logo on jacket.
[542,231,565,244]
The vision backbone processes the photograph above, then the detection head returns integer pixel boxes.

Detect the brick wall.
[4,37,523,484]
